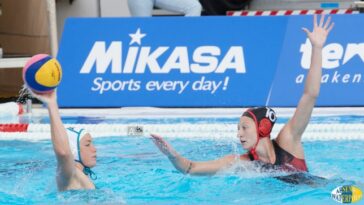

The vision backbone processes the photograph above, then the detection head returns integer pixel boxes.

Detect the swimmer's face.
[237,116,258,150]
[80,133,97,167]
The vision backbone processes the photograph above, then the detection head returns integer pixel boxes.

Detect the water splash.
[17,85,32,104]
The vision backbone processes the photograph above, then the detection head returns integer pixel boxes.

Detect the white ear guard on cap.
[66,127,88,162]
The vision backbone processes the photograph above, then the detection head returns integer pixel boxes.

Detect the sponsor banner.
[57,15,364,107]
[269,15,364,106]
[57,17,287,107]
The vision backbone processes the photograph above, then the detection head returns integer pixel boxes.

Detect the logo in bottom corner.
[331,185,363,203]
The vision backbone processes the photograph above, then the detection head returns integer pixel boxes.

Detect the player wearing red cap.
[151,14,334,176]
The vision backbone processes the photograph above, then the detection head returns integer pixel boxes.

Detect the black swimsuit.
[247,140,308,172]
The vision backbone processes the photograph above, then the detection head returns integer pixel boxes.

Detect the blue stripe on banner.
[320,3,339,8]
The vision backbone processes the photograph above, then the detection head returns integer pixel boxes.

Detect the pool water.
[1,114,364,204]
[0,132,363,204]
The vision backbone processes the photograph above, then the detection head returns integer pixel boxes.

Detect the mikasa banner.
[57,16,364,107]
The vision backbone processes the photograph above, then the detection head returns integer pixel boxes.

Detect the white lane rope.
[1,123,364,141]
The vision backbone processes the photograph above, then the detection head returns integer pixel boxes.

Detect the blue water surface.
[0,116,363,204]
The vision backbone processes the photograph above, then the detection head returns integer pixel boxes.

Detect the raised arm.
[151,134,237,176]
[31,90,75,189]
[278,15,334,154]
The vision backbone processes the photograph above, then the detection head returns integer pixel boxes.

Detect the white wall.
[56,0,133,40]
[100,0,131,17]
[56,0,100,41]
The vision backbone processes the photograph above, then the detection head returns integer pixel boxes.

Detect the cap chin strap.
[75,160,98,180]
[75,132,97,180]
[246,110,269,161]
[83,166,97,180]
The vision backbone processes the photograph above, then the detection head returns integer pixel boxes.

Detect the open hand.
[151,134,177,158]
[302,14,334,48]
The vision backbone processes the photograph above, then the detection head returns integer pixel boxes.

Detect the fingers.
[327,22,335,33]
[151,134,162,140]
[28,89,43,100]
[150,135,159,144]
[151,136,169,154]
[319,13,325,27]
[302,27,310,35]
[49,89,57,97]
[152,138,162,148]
[28,89,39,98]
[150,134,165,146]
[151,136,163,147]
[323,16,331,30]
